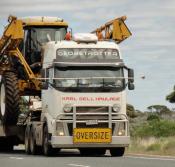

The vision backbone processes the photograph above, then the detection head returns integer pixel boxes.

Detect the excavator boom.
[0,16,24,74]
[0,16,23,56]
[91,16,132,43]
[0,16,40,90]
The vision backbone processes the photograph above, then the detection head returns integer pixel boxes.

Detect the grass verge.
[127,137,175,156]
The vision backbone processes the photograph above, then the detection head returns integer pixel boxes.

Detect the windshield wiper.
[103,83,121,88]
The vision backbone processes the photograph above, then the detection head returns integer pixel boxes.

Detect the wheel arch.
[41,114,55,135]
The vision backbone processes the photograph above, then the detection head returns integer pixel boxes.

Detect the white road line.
[9,157,24,160]
[126,155,175,161]
[68,163,90,167]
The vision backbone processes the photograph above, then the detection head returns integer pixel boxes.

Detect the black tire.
[0,72,20,125]
[110,147,125,157]
[0,137,14,152]
[30,126,40,155]
[0,144,13,152]
[43,125,57,156]
[25,125,31,154]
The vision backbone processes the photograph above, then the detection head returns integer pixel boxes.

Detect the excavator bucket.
[92,16,132,43]
[112,19,131,42]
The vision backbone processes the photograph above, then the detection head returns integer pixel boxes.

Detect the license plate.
[73,128,112,143]
[86,120,98,125]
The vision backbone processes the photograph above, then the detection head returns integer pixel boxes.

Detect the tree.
[127,104,137,118]
[147,114,160,121]
[166,85,175,103]
[147,105,171,115]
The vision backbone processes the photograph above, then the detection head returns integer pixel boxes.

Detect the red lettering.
[62,97,76,101]
[62,96,120,101]
[95,97,120,101]
[79,97,95,101]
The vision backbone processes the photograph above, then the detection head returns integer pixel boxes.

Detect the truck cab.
[37,34,134,156]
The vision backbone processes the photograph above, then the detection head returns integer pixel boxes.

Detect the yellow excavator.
[92,16,131,43]
[0,15,131,126]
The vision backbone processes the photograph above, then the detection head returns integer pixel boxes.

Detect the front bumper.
[51,136,130,148]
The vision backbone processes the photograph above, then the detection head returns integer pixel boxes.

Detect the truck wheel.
[43,125,57,156]
[110,147,125,157]
[25,125,31,154]
[0,137,14,152]
[30,126,40,155]
[0,72,20,125]
[0,144,13,152]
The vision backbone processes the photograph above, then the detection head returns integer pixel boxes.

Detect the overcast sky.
[0,0,175,111]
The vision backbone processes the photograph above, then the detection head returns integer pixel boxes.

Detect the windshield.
[30,27,67,50]
[24,27,67,66]
[53,67,125,92]
[34,27,66,43]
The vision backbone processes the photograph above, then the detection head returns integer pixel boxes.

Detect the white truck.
[24,34,134,156]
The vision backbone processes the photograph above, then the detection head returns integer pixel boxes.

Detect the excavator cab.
[21,17,68,73]
[23,25,67,72]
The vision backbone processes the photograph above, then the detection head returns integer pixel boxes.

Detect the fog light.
[58,131,65,136]
[113,104,120,112]
[118,130,125,136]
[63,104,72,113]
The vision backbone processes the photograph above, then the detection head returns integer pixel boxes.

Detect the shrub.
[127,104,137,118]
[147,114,160,121]
[164,140,175,150]
[146,143,161,151]
[132,120,175,138]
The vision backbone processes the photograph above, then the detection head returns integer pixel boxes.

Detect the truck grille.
[76,106,108,113]
[76,106,109,120]
[59,106,109,120]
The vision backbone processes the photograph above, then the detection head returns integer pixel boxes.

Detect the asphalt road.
[0,148,175,167]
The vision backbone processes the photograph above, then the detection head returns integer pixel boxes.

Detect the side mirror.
[128,82,135,90]
[40,68,49,90]
[128,68,134,83]
[41,82,48,90]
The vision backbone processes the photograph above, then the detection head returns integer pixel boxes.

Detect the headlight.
[113,122,126,136]
[117,122,126,136]
[63,104,72,113]
[56,122,65,136]
[113,104,120,112]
